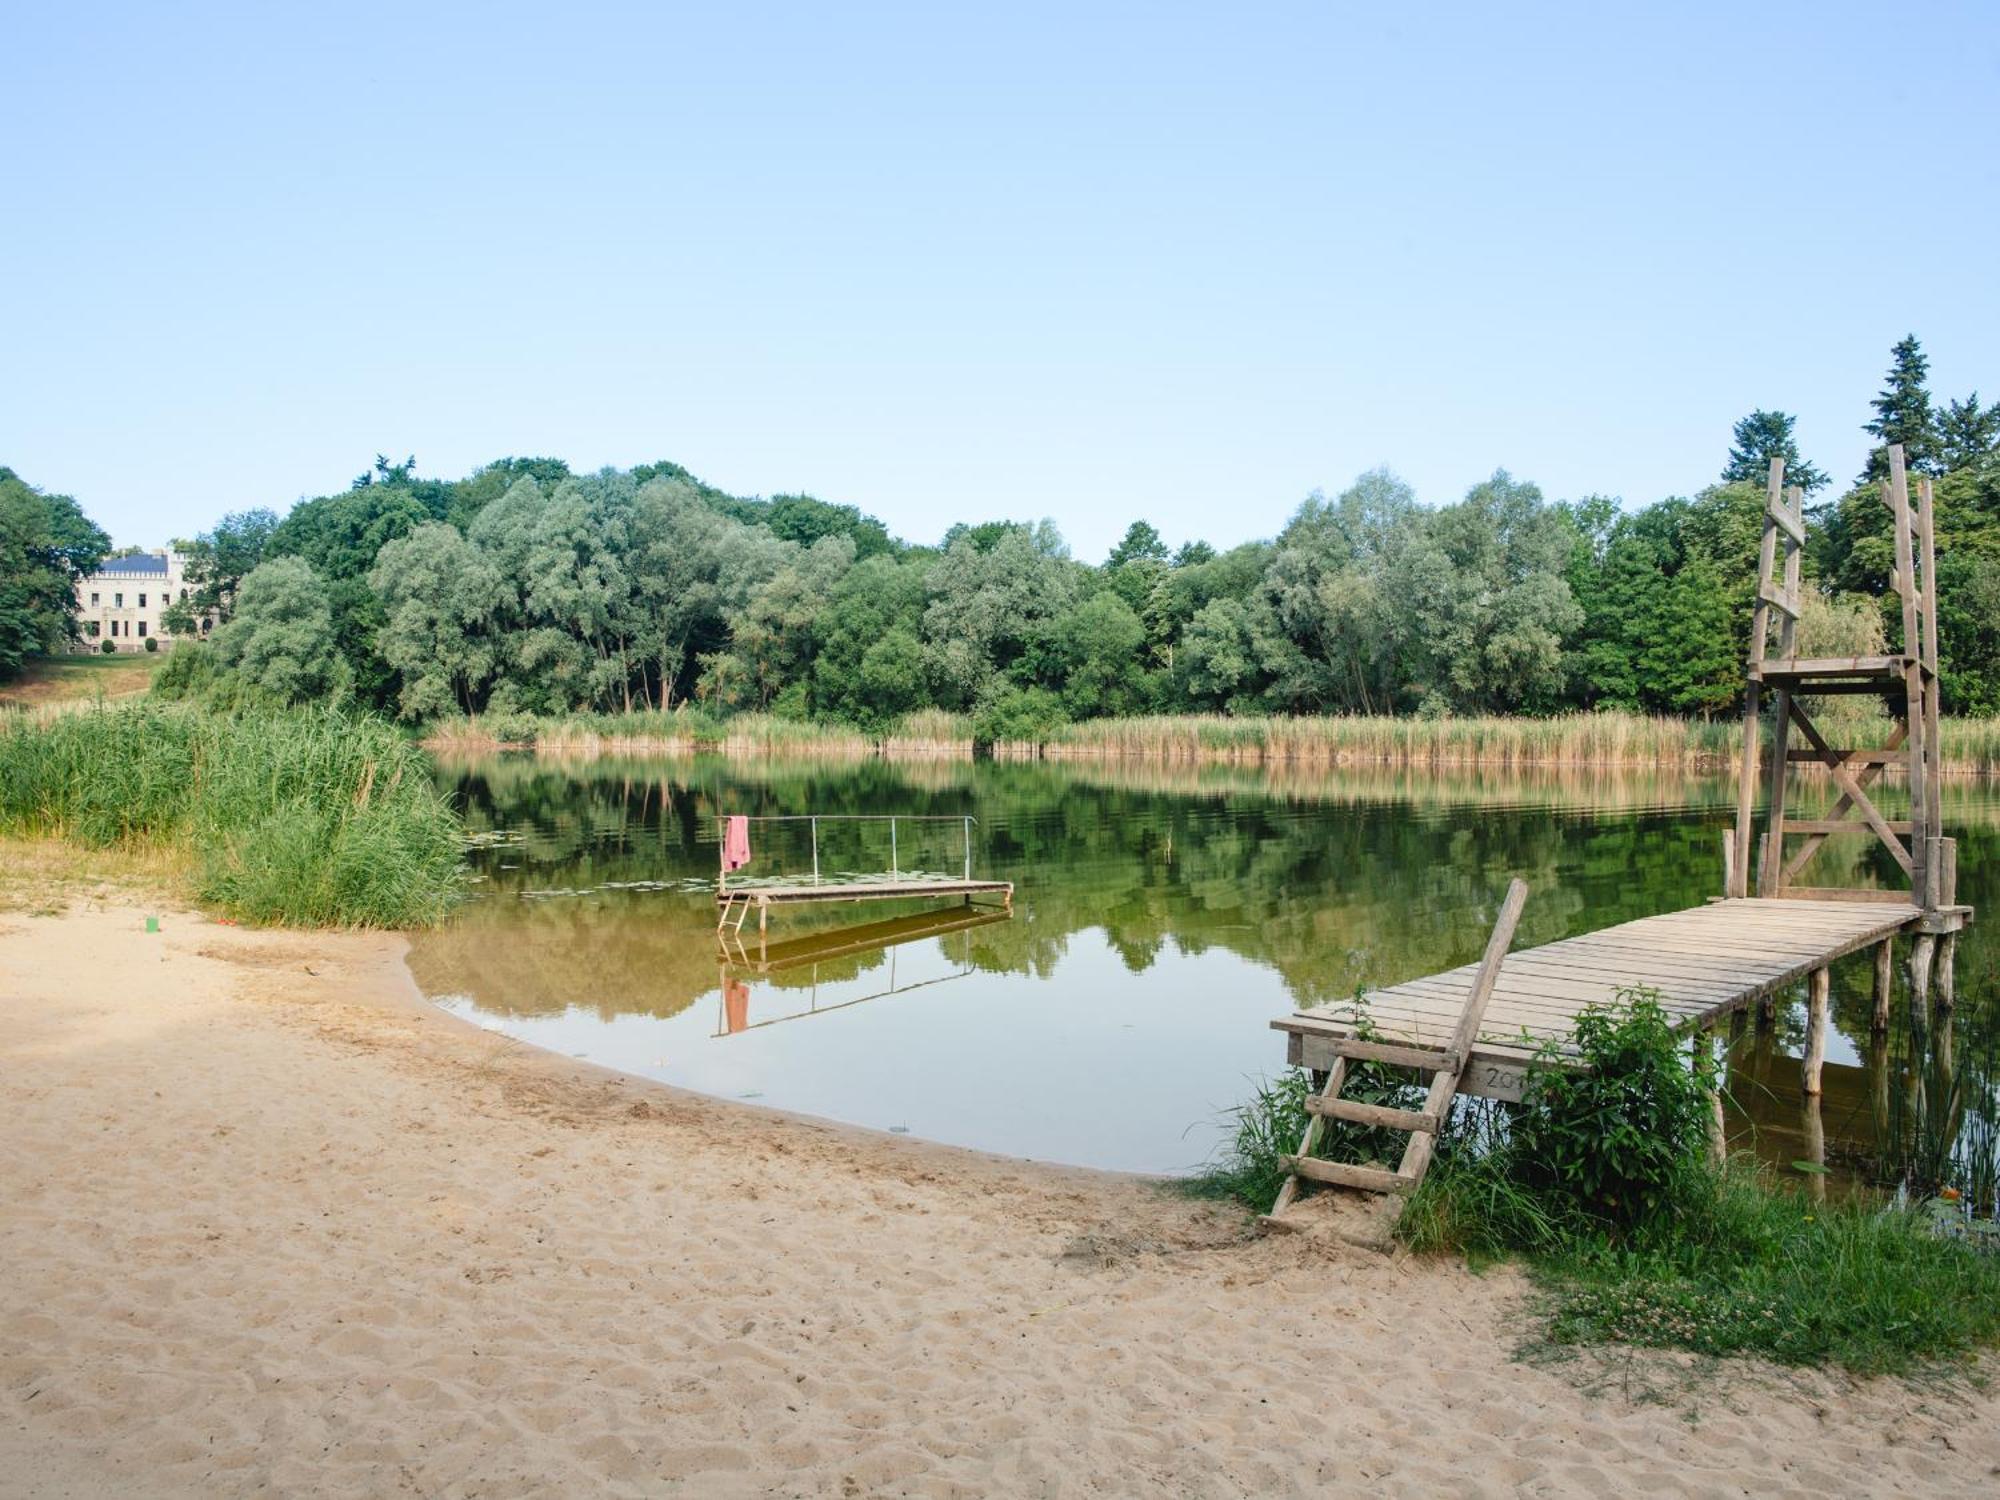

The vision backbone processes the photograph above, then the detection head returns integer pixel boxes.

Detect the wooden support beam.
[1907,934,1936,1028]
[1781,719,1909,884]
[1696,1029,1724,1164]
[1801,967,1829,1096]
[1937,933,1956,1016]
[1872,938,1893,1032]
[1733,458,1785,899]
[1783,819,1916,836]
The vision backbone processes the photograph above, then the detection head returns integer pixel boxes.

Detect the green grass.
[1528,1171,2000,1377]
[0,701,464,927]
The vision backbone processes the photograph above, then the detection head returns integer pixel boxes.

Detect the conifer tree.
[1861,334,1941,482]
[1722,409,1827,493]
[1937,393,2000,471]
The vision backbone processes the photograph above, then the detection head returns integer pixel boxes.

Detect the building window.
[137,621,147,637]
[114,592,123,607]
[139,593,148,607]
[90,592,100,606]
[85,621,99,637]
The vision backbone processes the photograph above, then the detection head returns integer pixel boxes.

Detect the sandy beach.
[3,897,1995,1498]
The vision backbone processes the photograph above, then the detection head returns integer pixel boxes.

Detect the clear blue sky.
[7,1,1998,560]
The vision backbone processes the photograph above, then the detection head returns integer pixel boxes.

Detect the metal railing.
[717,813,979,893]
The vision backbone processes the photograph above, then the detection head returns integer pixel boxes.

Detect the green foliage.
[99,638,116,655]
[210,556,350,706]
[0,702,462,927]
[970,683,1068,749]
[163,508,278,633]
[1539,1175,2000,1376]
[0,467,110,679]
[1509,989,1715,1232]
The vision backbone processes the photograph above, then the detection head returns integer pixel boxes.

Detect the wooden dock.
[717,876,1013,931]
[1273,896,1952,1103]
[715,811,1013,934]
[1263,449,1975,1218]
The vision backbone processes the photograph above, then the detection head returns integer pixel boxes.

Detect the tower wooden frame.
[1728,444,1954,911]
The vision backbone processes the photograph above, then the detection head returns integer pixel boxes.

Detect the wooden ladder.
[1264,878,1527,1227]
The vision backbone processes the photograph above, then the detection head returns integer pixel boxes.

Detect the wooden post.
[1908,933,1936,1025]
[1802,1092,1827,1203]
[1917,478,1944,874]
[1720,829,1737,899]
[1731,457,1785,898]
[1801,967,1829,1096]
[1758,485,1803,896]
[1871,938,1894,1032]
[1697,1029,1724,1164]
[1888,448,1928,906]
[1937,932,1956,1014]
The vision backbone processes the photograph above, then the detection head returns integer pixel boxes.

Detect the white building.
[73,550,208,651]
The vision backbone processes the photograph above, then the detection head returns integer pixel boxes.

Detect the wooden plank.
[1327,1037,1457,1071]
[1758,654,1906,678]
[1758,584,1802,618]
[1769,499,1806,546]
[1304,1096,1440,1133]
[1283,1156,1413,1194]
[1783,818,1915,836]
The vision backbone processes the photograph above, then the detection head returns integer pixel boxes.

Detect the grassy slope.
[0,653,166,710]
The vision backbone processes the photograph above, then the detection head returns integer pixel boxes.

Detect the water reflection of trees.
[412,756,1995,1155]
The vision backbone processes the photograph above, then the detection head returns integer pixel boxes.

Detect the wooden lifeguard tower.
[1263,444,1973,1224]
[1728,444,1969,1007]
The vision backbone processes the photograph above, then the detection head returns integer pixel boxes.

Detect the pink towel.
[723,816,752,872]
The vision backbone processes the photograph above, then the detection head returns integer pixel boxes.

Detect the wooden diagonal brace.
[1780,704,1913,881]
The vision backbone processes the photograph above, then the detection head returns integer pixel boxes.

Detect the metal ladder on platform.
[1264,879,1527,1228]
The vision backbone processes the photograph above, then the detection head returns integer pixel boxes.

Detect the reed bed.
[0,703,464,927]
[1024,712,1742,768]
[417,707,2000,774]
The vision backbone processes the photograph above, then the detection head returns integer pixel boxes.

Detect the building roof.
[91,553,171,577]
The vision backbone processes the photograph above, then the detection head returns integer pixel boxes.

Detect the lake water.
[406,754,1997,1182]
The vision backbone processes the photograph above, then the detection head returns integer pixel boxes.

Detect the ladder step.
[1281,1156,1417,1195]
[1304,1096,1440,1133]
[1328,1038,1459,1071]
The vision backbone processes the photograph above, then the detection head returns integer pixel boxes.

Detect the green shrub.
[971,684,1068,751]
[99,638,116,654]
[143,636,159,653]
[0,702,463,927]
[1508,987,1715,1233]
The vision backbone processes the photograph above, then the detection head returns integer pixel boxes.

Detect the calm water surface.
[407,755,1998,1179]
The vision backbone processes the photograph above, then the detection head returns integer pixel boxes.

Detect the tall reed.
[0,703,464,927]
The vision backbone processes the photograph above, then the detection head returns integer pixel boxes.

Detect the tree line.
[9,336,1998,721]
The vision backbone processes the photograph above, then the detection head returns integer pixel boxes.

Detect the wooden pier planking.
[1274,897,1925,1102]
[716,877,1013,907]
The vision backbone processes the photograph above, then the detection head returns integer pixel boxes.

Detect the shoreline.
[6,895,1999,1494]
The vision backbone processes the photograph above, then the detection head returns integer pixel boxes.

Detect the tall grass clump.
[0,702,463,927]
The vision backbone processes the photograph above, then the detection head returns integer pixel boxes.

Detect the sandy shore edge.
[4,895,1994,1497]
